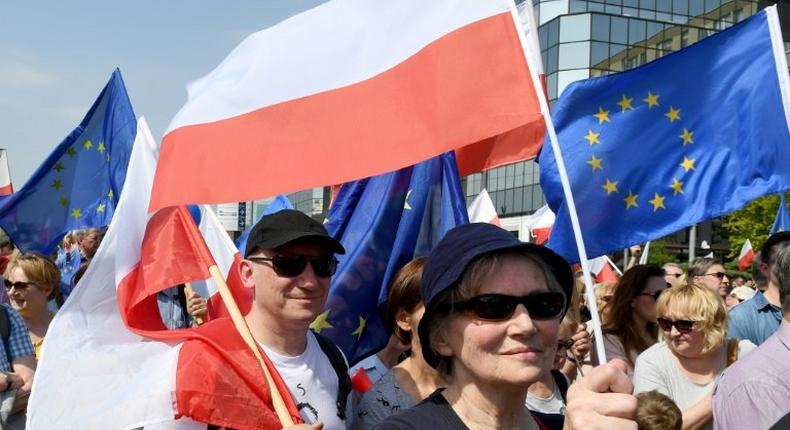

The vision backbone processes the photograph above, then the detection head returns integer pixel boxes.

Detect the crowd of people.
[0,214,788,429]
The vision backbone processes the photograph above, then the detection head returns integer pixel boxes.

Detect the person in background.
[595,265,667,376]
[662,262,686,289]
[74,228,102,265]
[635,390,682,430]
[727,232,790,345]
[726,286,755,309]
[592,282,616,325]
[354,258,442,430]
[687,258,729,302]
[751,251,768,292]
[633,284,754,430]
[157,286,207,330]
[713,245,790,429]
[350,334,408,388]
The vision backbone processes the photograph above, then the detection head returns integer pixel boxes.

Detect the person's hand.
[570,323,591,360]
[629,245,642,256]
[564,363,638,430]
[186,289,207,323]
[0,372,23,391]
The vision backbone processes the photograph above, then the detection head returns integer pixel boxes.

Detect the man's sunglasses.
[3,280,35,291]
[247,255,338,278]
[656,317,695,334]
[705,272,727,279]
[451,292,566,322]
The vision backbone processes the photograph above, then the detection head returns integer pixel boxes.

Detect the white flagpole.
[640,241,650,265]
[507,0,607,363]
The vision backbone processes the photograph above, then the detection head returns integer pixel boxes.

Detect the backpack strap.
[727,338,739,366]
[551,369,569,403]
[311,330,352,421]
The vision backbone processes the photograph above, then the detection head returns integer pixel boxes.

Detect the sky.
[0,1,326,187]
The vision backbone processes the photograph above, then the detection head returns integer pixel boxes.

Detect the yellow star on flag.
[404,189,413,210]
[643,91,660,109]
[51,179,63,190]
[679,128,694,145]
[584,130,600,146]
[665,106,681,122]
[648,193,666,211]
[310,310,334,333]
[71,208,82,219]
[602,179,619,195]
[53,162,64,173]
[670,178,684,195]
[593,107,611,124]
[680,156,696,172]
[108,190,114,200]
[352,316,367,339]
[624,191,639,209]
[97,142,106,153]
[617,95,634,112]
[96,203,106,213]
[66,147,77,158]
[587,155,603,171]
[58,197,69,207]
[83,140,93,150]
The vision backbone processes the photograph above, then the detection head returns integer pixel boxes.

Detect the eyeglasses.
[705,272,727,279]
[639,290,665,301]
[656,318,696,334]
[3,280,35,291]
[247,254,338,278]
[451,292,566,322]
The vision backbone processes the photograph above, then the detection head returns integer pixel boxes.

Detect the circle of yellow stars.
[585,90,696,213]
[50,138,114,221]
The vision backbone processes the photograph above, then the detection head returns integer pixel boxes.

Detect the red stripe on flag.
[0,184,12,196]
[151,13,541,211]
[207,253,252,320]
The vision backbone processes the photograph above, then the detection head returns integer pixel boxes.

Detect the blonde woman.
[633,284,755,430]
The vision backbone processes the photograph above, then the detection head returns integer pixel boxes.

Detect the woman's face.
[660,309,706,358]
[7,266,51,320]
[436,255,562,389]
[631,276,667,323]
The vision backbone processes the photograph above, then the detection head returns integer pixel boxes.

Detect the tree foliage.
[722,192,788,259]
[645,240,677,267]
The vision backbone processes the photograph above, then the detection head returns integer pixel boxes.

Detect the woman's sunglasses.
[452,292,566,322]
[657,317,695,334]
[247,254,338,278]
[3,280,35,291]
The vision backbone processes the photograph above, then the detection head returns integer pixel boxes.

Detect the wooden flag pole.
[182,283,205,326]
[207,265,295,427]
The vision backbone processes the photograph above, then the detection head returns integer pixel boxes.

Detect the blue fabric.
[0,304,34,372]
[727,291,782,345]
[538,10,790,262]
[235,195,293,256]
[0,69,136,254]
[322,152,468,365]
[157,287,190,330]
[54,246,82,298]
[771,194,790,235]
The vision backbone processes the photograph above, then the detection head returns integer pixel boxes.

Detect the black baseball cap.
[244,209,345,257]
[417,222,574,368]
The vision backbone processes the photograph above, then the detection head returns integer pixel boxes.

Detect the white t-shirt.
[261,332,349,430]
[525,377,567,415]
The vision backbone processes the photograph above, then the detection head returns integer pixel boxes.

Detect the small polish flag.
[0,149,13,196]
[738,239,755,271]
[467,189,500,226]
[524,205,555,245]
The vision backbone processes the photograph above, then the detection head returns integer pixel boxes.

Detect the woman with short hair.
[633,284,755,430]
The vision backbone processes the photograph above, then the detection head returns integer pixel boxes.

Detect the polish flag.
[0,149,13,196]
[151,0,545,211]
[588,256,619,284]
[28,118,298,430]
[468,189,501,226]
[525,205,555,245]
[738,239,755,271]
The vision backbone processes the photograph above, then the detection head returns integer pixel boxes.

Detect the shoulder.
[374,390,464,430]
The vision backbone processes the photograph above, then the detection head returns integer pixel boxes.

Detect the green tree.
[722,192,788,259]
[646,240,676,267]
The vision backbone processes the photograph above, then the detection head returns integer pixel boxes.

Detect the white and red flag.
[28,118,298,430]
[738,239,755,271]
[150,0,545,211]
[467,189,501,226]
[524,204,555,245]
[0,149,13,196]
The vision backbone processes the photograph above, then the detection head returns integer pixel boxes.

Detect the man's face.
[79,231,100,258]
[244,241,333,326]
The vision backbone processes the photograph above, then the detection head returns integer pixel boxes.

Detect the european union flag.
[317,152,468,364]
[0,69,136,254]
[235,195,294,256]
[771,194,790,235]
[538,7,790,262]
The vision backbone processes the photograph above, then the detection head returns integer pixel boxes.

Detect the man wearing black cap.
[240,209,349,429]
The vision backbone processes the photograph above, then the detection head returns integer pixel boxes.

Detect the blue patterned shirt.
[0,304,35,371]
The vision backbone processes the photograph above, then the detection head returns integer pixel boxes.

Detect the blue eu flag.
[538,8,790,262]
[0,69,136,254]
[771,194,790,235]
[318,152,468,364]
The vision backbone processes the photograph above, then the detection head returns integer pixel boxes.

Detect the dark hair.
[772,246,790,311]
[384,257,426,345]
[751,251,768,288]
[601,264,664,367]
[761,231,790,267]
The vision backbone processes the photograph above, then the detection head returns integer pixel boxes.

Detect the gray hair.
[772,246,790,312]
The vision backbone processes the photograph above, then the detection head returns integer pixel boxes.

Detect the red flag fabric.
[738,239,755,271]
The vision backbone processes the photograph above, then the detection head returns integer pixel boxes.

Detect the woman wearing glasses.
[633,284,755,430]
[595,265,667,377]
[687,258,729,302]
[4,253,60,360]
[376,223,574,430]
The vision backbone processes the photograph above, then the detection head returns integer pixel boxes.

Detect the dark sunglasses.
[3,280,35,291]
[705,271,727,279]
[247,254,338,278]
[657,317,695,334]
[452,292,566,322]
[640,290,665,301]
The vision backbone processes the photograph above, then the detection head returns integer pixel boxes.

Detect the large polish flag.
[150,0,545,211]
[28,119,298,430]
[467,188,501,226]
[0,149,13,196]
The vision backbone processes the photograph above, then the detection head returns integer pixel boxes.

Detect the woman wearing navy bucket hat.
[374,223,639,430]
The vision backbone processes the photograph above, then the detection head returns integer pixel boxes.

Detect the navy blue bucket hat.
[417,222,574,368]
